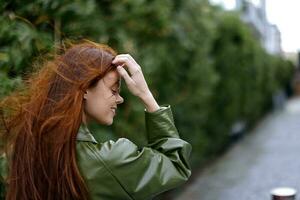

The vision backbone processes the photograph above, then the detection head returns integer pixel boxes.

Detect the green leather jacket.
[0,105,192,199]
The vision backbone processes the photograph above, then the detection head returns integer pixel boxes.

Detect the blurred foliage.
[0,0,295,198]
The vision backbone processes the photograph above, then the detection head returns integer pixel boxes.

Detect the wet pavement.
[176,98,300,200]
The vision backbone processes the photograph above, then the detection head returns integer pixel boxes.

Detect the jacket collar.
[77,123,98,144]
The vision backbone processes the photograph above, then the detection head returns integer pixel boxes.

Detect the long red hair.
[0,40,117,200]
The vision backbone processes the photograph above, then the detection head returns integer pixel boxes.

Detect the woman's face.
[83,70,124,125]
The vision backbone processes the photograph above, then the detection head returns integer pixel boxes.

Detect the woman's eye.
[111,89,118,95]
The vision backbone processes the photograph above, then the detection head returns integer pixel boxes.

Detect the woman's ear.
[83,90,88,100]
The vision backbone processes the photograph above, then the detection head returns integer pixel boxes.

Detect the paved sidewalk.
[176,98,300,200]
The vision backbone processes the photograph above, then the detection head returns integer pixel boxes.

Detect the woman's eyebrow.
[113,79,120,86]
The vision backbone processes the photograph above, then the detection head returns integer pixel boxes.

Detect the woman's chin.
[99,118,113,126]
[106,120,113,126]
[91,115,114,126]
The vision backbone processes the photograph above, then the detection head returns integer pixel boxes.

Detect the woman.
[0,41,191,200]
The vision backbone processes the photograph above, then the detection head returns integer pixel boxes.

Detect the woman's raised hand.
[112,54,159,112]
[112,54,148,98]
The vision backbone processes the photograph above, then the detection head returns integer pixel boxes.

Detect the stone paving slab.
[176,98,300,200]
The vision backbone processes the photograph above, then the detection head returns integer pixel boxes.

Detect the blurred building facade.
[235,0,282,55]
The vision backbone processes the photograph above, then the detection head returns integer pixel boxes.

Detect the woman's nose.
[116,94,124,104]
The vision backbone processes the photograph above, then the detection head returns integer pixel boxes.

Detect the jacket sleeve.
[99,105,192,200]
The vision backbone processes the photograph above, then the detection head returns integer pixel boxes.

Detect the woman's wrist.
[140,91,160,113]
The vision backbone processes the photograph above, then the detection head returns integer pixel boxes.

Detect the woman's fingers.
[112,54,141,76]
[116,65,135,86]
[113,54,150,97]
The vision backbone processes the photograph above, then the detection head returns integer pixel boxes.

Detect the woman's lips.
[111,107,116,114]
